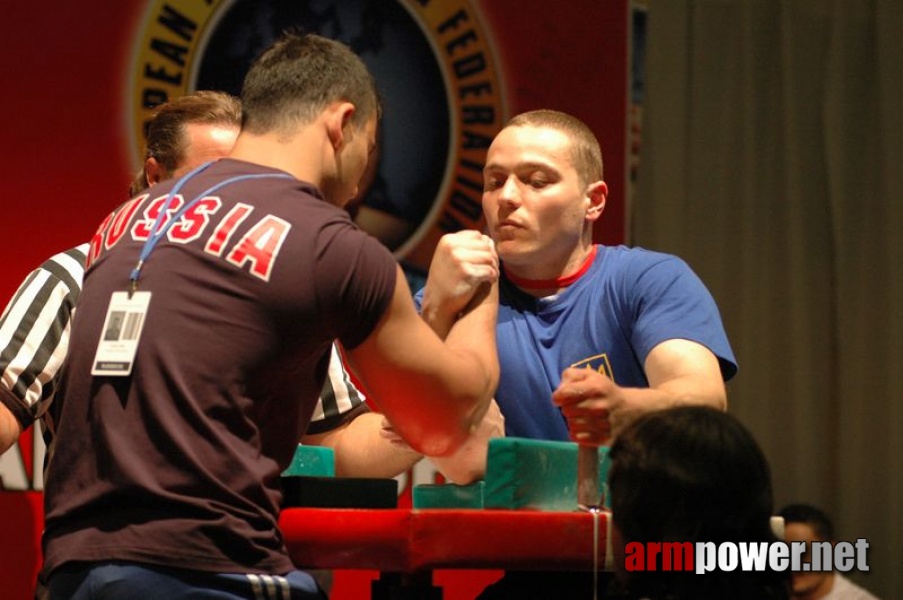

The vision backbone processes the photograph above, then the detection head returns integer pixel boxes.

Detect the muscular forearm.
[610,383,726,443]
[419,294,455,340]
[628,379,727,412]
[303,412,422,478]
[348,268,499,458]
[439,281,501,428]
[554,354,728,445]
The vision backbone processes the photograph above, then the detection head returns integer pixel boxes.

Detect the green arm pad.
[413,481,485,509]
[483,437,610,512]
[412,438,610,511]
[282,444,336,477]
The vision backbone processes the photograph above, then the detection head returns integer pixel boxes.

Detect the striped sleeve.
[305,343,369,434]
[0,244,88,429]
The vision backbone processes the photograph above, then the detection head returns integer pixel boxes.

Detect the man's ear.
[585,180,608,222]
[326,102,356,151]
[144,157,165,187]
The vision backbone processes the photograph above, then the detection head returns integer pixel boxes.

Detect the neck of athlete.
[229,124,332,193]
[504,237,597,298]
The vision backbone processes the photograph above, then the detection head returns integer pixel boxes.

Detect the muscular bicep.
[643,338,727,410]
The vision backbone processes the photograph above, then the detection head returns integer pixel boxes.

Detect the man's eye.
[529,178,549,188]
[484,177,502,191]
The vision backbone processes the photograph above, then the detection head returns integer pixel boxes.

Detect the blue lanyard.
[128,161,293,295]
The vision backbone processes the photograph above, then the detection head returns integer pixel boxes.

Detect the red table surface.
[280,508,612,573]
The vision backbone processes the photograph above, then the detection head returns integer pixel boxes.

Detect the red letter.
[205,203,253,256]
[624,542,645,572]
[168,197,221,243]
[661,542,694,572]
[225,215,291,281]
[87,212,114,268]
[646,542,661,571]
[105,195,147,250]
[132,195,184,240]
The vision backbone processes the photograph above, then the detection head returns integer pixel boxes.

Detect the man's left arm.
[642,337,728,409]
[302,343,423,478]
[554,253,734,444]
[554,339,726,445]
[302,411,422,478]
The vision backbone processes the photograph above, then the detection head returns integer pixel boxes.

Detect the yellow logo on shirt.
[570,353,616,383]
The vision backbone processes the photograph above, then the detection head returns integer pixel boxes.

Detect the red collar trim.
[504,246,598,290]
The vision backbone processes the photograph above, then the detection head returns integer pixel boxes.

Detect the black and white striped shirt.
[0,244,366,439]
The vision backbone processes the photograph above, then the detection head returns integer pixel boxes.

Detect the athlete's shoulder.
[596,244,689,279]
[598,244,683,264]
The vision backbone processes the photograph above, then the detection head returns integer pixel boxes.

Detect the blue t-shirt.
[416,245,737,441]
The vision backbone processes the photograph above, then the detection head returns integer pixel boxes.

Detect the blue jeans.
[48,561,326,600]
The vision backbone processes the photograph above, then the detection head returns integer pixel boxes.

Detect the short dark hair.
[608,406,788,599]
[505,109,603,188]
[130,91,242,196]
[779,503,834,541]
[240,31,380,136]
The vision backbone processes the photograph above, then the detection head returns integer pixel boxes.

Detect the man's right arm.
[419,231,499,338]
[346,264,499,458]
[411,231,505,480]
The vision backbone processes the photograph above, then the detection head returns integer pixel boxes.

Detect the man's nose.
[497,177,521,208]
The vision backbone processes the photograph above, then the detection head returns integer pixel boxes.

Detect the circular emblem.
[128,0,506,272]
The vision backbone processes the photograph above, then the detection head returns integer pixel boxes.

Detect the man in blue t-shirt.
[420,108,737,476]
[416,108,738,600]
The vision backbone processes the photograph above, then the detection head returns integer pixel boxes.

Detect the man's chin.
[495,240,531,263]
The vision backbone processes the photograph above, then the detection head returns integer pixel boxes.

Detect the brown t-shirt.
[43,159,396,575]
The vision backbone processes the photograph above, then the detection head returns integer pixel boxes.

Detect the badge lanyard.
[92,161,292,376]
[129,160,293,296]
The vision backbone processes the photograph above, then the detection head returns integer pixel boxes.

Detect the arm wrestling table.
[279,507,612,599]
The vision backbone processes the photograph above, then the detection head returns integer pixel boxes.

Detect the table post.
[371,571,443,600]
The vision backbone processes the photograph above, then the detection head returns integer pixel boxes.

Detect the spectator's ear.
[145,157,165,187]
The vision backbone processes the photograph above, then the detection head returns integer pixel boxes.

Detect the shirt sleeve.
[0,244,88,429]
[627,251,738,380]
[313,220,397,351]
[306,343,369,433]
